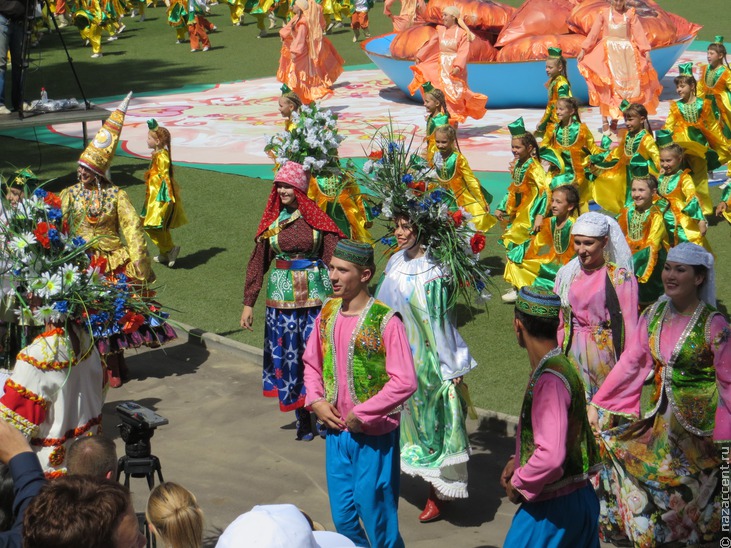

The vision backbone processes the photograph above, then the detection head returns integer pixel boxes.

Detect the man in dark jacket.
[0,0,30,114]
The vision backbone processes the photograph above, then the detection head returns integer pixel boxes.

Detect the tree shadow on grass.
[172,246,227,269]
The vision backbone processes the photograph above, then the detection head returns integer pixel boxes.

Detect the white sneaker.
[268,12,276,29]
[57,18,68,28]
[153,253,169,265]
[501,289,518,303]
[107,35,118,41]
[0,105,11,115]
[352,35,357,42]
[176,39,181,43]
[84,39,90,46]
[130,9,138,16]
[91,52,103,58]
[333,21,343,29]
[720,178,731,190]
[166,246,181,267]
[325,21,334,32]
[116,23,126,34]
[202,46,209,51]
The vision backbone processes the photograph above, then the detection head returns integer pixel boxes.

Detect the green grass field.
[0,1,727,415]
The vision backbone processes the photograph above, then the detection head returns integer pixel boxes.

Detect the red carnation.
[34,222,51,248]
[120,311,145,334]
[44,193,62,209]
[450,210,464,227]
[470,232,486,254]
[407,180,426,193]
[368,150,383,160]
[89,255,108,273]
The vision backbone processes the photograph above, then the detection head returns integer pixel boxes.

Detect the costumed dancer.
[277,0,344,104]
[167,0,189,43]
[616,161,669,307]
[61,93,176,389]
[227,0,245,25]
[142,119,188,268]
[501,287,601,548]
[383,0,423,33]
[542,94,609,214]
[576,0,661,133]
[308,170,372,242]
[430,124,495,233]
[408,5,487,124]
[554,211,638,544]
[240,161,344,441]
[663,62,731,216]
[590,101,659,214]
[536,47,571,140]
[495,118,549,303]
[589,243,729,546]
[503,184,578,293]
[421,82,450,164]
[278,84,302,132]
[74,0,105,58]
[375,211,479,523]
[303,239,417,548]
[248,0,279,38]
[321,0,342,33]
[350,0,370,43]
[698,36,731,187]
[187,0,213,52]
[655,131,710,249]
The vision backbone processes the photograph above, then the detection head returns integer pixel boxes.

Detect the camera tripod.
[115,421,165,489]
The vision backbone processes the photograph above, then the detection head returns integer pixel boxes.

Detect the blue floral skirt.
[262,306,319,412]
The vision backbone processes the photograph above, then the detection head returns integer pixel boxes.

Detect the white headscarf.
[665,242,716,307]
[554,211,633,305]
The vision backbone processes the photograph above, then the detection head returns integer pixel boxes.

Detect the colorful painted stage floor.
[3,48,710,185]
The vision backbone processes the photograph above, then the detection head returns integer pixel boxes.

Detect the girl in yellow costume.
[655,132,710,250]
[167,0,189,42]
[663,63,731,216]
[542,94,609,214]
[142,119,188,267]
[503,184,578,293]
[616,161,669,307]
[74,0,105,58]
[431,125,495,233]
[279,84,301,132]
[698,37,731,186]
[228,0,245,25]
[421,82,450,164]
[246,0,278,37]
[536,47,571,141]
[590,102,659,214]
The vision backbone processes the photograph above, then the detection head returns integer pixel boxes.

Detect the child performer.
[616,161,669,307]
[590,101,659,214]
[187,0,213,52]
[663,62,731,215]
[142,119,188,267]
[501,287,601,548]
[542,93,608,214]
[536,47,571,140]
[75,0,105,58]
[503,184,578,293]
[227,0,245,25]
[167,0,189,43]
[350,0,371,42]
[698,36,731,187]
[431,125,495,233]
[655,131,710,249]
[303,239,417,548]
[421,82,450,164]
[495,118,549,303]
[279,84,302,132]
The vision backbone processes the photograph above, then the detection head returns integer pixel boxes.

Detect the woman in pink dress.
[276,0,344,104]
[554,211,638,543]
[576,0,661,133]
[383,0,425,32]
[408,5,487,123]
[588,243,729,546]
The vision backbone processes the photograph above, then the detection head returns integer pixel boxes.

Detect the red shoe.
[418,497,442,523]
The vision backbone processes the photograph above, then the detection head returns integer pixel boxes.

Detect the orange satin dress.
[578,7,661,119]
[408,25,487,123]
[276,9,344,104]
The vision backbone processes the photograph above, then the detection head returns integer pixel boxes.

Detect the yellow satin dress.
[496,158,549,249]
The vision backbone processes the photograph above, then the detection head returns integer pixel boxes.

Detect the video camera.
[116,402,168,459]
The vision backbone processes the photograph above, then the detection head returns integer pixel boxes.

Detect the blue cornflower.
[476,280,485,292]
[380,236,396,247]
[401,174,413,184]
[34,188,47,198]
[52,300,69,314]
[370,205,382,218]
[47,208,63,222]
[72,236,86,247]
[431,188,445,202]
[48,228,62,245]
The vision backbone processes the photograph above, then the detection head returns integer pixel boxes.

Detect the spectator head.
[66,435,118,479]
[216,504,355,548]
[146,482,204,548]
[23,475,145,548]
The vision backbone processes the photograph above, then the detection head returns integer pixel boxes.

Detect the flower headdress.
[351,121,492,306]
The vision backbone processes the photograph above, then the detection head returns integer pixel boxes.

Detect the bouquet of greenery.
[351,123,492,305]
[265,102,345,177]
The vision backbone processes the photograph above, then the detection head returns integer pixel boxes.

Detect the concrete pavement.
[105,333,521,548]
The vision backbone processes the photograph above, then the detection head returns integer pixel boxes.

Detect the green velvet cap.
[515,287,561,318]
[333,239,374,267]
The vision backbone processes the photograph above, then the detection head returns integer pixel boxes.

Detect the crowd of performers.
[237,17,731,545]
[2,0,731,545]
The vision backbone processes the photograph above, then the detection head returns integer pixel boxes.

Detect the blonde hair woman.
[146,482,204,548]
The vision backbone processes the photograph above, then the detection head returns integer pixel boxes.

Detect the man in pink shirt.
[303,239,417,548]
[501,286,601,547]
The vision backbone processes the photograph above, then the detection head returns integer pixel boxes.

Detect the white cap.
[215,504,357,548]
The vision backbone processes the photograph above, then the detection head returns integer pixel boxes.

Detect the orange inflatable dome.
[390,23,498,62]
[568,0,679,48]
[422,0,515,32]
[495,0,574,47]
[496,34,586,62]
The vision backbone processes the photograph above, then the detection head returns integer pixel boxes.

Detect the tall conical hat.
[78,92,132,177]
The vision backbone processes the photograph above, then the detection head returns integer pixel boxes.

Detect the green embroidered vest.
[519,350,601,492]
[319,297,399,409]
[641,300,719,436]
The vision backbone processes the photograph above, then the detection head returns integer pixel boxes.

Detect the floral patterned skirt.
[599,397,723,547]
[262,306,319,412]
